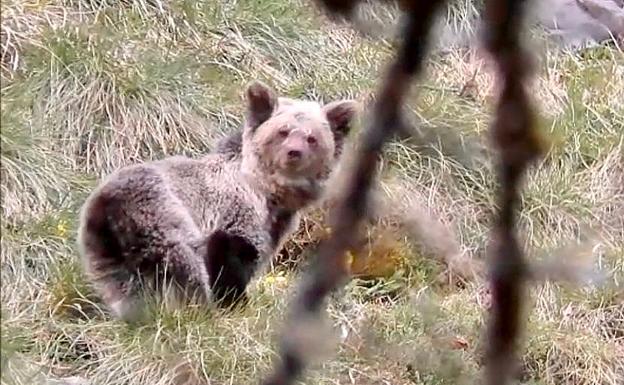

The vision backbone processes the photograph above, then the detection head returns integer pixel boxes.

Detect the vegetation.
[1,1,622,384]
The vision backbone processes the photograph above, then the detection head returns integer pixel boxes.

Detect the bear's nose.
[287,149,302,159]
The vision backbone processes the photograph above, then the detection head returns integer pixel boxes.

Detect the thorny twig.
[259,1,544,385]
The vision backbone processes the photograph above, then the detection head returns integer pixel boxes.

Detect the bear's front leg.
[203,230,260,309]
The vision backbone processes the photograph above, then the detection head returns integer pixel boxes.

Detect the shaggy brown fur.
[77,81,358,322]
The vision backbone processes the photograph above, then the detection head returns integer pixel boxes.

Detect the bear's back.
[155,155,270,249]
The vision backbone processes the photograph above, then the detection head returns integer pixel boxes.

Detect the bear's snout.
[287,149,302,160]
[282,135,308,165]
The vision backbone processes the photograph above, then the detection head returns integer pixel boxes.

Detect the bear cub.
[77,81,357,322]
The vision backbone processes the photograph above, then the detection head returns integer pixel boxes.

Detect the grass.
[1,0,623,384]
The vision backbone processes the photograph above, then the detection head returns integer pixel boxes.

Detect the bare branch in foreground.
[259,0,546,385]
[480,0,545,383]
[259,1,448,385]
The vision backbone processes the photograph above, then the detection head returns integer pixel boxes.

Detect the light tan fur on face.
[247,102,334,180]
[241,86,359,195]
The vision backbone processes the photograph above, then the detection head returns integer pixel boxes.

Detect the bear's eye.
[307,136,317,145]
[278,129,289,138]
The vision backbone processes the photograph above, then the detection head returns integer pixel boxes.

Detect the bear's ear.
[245,81,277,131]
[323,99,358,135]
[323,100,358,157]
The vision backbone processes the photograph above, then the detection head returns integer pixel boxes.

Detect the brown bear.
[76,81,357,322]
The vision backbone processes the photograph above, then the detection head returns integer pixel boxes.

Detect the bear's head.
[240,81,358,188]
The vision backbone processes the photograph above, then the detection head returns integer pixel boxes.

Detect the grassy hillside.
[1,1,622,384]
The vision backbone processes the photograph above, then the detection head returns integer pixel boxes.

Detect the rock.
[533,0,624,48]
[434,0,623,52]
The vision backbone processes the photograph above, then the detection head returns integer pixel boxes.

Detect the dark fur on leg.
[80,194,145,322]
[204,230,260,309]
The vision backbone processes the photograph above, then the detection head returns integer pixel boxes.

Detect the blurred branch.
[258,1,545,385]
[260,1,447,384]
[480,0,544,383]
